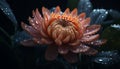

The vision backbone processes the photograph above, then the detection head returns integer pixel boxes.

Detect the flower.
[20,6,107,63]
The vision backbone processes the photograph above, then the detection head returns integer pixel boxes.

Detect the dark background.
[0,0,120,69]
[5,0,120,24]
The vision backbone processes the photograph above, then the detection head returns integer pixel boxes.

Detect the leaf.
[78,0,92,17]
[0,0,18,31]
[100,25,120,50]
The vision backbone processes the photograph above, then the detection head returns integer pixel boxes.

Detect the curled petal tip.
[64,8,70,14]
[78,12,86,20]
[71,8,78,16]
[42,6,47,13]
[36,8,39,11]
[54,6,61,13]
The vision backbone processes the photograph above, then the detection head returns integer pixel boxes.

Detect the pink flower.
[21,6,107,63]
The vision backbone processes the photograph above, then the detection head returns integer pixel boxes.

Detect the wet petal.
[63,35,70,43]
[45,45,58,61]
[35,8,44,23]
[63,52,78,63]
[87,39,107,46]
[70,44,90,53]
[69,39,80,46]
[54,6,61,13]
[70,46,80,53]
[79,44,90,52]
[21,22,40,38]
[28,16,41,31]
[82,17,91,27]
[83,48,98,55]
[42,7,50,16]
[84,25,101,36]
[58,45,69,54]
[78,13,86,21]
[33,38,42,44]
[64,8,70,14]
[80,34,99,43]
[71,8,78,16]
[55,39,62,46]
[20,39,36,47]
[33,38,53,45]
[42,7,50,26]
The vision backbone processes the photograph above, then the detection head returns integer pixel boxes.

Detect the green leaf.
[101,25,120,50]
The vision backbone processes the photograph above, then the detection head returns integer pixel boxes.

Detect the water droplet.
[88,5,91,8]
[93,9,96,12]
[32,23,35,26]
[1,8,3,10]
[105,11,108,14]
[93,51,120,64]
[5,8,8,10]
[99,59,103,62]
[36,21,38,24]
[91,42,94,44]
[101,16,104,18]
[7,13,10,15]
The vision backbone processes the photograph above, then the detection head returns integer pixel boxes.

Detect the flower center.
[56,19,72,27]
[47,19,80,46]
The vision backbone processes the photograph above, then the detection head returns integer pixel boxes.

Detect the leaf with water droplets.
[108,9,120,20]
[0,0,18,31]
[93,51,120,65]
[89,9,108,25]
[77,0,92,17]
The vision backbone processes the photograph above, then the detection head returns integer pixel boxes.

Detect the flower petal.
[64,8,70,14]
[84,25,101,36]
[20,39,36,47]
[87,39,107,46]
[70,46,80,53]
[35,8,44,23]
[42,7,50,17]
[63,52,78,63]
[45,45,58,61]
[54,6,61,13]
[78,13,86,21]
[82,17,91,27]
[79,44,90,52]
[63,35,71,43]
[83,48,98,55]
[80,34,99,43]
[42,7,50,27]
[21,22,40,38]
[70,44,90,53]
[69,39,80,46]
[33,38,53,45]
[58,45,69,54]
[28,16,41,31]
[71,8,78,17]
